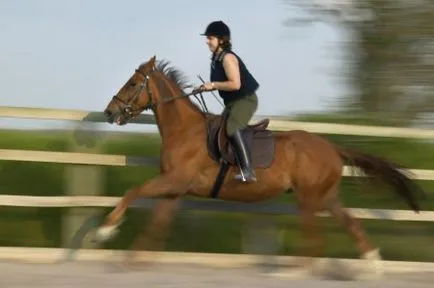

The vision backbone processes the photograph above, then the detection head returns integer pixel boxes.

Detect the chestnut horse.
[97,56,425,273]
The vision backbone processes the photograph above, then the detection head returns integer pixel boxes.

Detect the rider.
[198,20,259,183]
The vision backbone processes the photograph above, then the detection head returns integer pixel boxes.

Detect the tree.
[281,0,434,126]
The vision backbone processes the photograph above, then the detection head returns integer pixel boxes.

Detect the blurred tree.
[281,0,434,126]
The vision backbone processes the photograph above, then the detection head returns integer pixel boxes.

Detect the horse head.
[104,55,158,125]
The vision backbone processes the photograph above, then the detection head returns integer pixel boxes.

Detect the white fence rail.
[4,247,434,273]
[2,105,434,138]
[1,148,434,180]
[0,195,434,222]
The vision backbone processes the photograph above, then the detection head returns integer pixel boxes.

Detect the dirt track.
[1,260,434,288]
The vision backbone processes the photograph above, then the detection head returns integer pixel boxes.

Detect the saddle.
[206,111,276,197]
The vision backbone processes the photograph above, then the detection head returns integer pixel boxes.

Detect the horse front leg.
[126,196,181,265]
[94,171,189,242]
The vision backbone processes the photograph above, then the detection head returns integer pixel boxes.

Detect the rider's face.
[206,36,220,52]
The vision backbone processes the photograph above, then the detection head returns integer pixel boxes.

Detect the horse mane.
[155,60,193,92]
[147,59,216,118]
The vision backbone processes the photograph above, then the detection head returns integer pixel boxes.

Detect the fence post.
[241,215,283,271]
[61,126,104,248]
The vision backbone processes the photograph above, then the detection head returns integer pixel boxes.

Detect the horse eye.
[130,82,136,87]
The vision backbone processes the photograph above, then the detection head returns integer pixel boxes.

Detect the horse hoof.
[93,225,119,243]
[356,248,384,280]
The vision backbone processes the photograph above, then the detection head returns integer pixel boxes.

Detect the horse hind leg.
[268,205,322,278]
[326,198,383,279]
[283,185,325,265]
[298,203,324,261]
[271,189,326,279]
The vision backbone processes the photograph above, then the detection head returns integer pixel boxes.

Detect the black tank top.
[210,50,259,105]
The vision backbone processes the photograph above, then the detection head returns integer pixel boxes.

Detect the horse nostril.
[104,110,112,117]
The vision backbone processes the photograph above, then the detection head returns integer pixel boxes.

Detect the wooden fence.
[1,105,434,262]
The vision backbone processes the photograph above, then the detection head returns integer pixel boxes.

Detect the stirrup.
[234,168,257,183]
[232,150,257,182]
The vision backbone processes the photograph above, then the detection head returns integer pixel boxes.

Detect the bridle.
[111,66,155,121]
[111,65,208,122]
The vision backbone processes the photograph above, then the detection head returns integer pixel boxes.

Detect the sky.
[0,0,347,132]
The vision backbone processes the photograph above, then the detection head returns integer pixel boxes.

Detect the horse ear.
[149,55,156,64]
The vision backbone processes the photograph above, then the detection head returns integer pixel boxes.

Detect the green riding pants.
[223,93,258,136]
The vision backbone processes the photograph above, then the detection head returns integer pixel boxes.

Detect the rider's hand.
[192,82,214,94]
[201,82,215,91]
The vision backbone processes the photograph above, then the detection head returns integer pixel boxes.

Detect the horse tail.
[335,145,426,213]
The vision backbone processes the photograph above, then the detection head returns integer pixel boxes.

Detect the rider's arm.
[212,53,241,91]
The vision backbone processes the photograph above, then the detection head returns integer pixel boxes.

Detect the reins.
[142,88,209,113]
[142,74,224,114]
[113,63,225,121]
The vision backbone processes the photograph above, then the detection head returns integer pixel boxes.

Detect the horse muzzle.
[104,109,128,126]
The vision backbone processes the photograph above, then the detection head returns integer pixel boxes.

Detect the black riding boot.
[228,129,257,182]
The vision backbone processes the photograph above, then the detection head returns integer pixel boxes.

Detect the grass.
[2,207,434,262]
[0,128,434,262]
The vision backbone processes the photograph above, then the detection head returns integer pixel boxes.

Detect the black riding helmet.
[201,21,230,38]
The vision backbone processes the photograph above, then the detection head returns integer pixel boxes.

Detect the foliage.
[281,0,434,126]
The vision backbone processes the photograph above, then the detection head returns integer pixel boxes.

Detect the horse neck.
[152,74,205,140]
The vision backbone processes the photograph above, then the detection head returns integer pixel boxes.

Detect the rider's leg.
[226,93,258,182]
